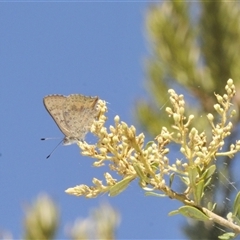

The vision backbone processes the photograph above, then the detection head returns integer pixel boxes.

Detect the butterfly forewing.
[43,95,72,137]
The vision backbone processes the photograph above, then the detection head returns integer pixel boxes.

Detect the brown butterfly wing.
[63,94,99,140]
[43,95,72,137]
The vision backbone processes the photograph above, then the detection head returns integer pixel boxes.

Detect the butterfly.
[43,94,99,145]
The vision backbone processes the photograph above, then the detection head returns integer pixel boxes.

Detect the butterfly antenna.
[41,138,63,159]
[41,137,60,141]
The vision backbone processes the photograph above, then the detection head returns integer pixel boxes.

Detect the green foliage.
[135,1,240,239]
[136,1,240,136]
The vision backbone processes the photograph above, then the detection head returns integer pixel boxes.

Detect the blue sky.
[0,2,185,239]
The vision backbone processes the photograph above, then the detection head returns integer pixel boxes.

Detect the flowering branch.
[65,79,240,239]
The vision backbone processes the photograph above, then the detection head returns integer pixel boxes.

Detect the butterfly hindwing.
[63,94,99,139]
[43,94,99,144]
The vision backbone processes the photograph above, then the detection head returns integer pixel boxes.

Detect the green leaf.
[204,177,212,188]
[168,209,179,216]
[202,165,216,180]
[169,173,175,188]
[169,206,210,221]
[109,176,134,197]
[207,202,216,212]
[233,191,240,216]
[195,179,204,204]
[188,166,199,185]
[133,163,150,184]
[180,176,190,186]
[218,232,235,240]
[145,191,167,197]
[144,141,154,150]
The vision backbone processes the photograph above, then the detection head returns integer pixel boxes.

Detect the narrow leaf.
[145,192,167,197]
[109,176,134,197]
[233,191,240,216]
[195,179,204,205]
[171,206,209,221]
[203,165,216,180]
[169,173,175,188]
[218,232,235,240]
[133,163,150,183]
